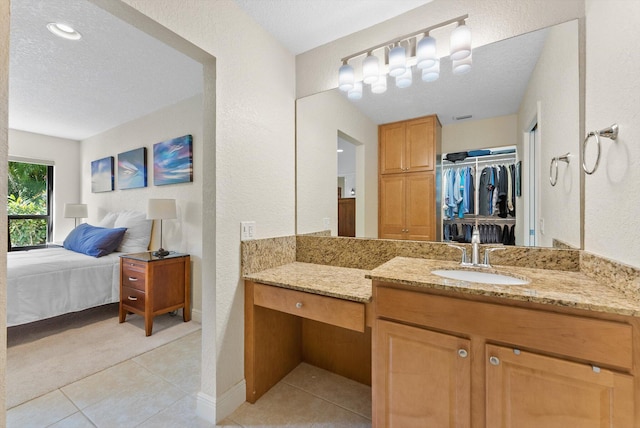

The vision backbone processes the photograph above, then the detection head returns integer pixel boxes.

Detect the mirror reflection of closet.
[337,135,357,237]
[442,146,521,245]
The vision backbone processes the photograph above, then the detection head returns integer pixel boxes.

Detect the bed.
[7,210,152,327]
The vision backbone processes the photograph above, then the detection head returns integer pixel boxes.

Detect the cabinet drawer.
[121,286,145,312]
[122,259,146,274]
[122,265,146,291]
[253,283,365,332]
[376,285,633,370]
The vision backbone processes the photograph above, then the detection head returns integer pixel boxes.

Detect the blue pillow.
[63,223,127,257]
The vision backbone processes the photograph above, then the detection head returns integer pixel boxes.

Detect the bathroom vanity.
[242,235,640,427]
[369,257,639,427]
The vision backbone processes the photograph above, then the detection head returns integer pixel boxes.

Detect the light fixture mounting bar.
[340,14,469,63]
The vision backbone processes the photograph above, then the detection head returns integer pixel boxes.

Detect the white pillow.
[113,210,152,253]
[97,212,119,228]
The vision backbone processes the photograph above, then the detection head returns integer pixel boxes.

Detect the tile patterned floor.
[7,330,372,427]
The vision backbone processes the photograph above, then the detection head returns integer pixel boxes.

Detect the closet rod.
[442,154,516,168]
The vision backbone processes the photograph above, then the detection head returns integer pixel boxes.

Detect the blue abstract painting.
[91,156,114,193]
[118,147,147,190]
[153,135,193,186]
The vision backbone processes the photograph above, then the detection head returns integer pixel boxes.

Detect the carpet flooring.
[7,303,201,409]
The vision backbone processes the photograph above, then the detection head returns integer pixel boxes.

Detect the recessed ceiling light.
[47,22,82,41]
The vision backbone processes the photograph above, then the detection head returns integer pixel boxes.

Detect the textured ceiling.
[233,0,434,55]
[9,0,203,141]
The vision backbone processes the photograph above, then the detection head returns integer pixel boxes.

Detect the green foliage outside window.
[8,162,49,247]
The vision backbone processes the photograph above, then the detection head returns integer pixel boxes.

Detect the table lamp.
[147,198,176,257]
[64,203,88,228]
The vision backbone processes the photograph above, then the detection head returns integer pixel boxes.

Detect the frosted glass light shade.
[422,59,440,82]
[338,63,355,92]
[450,22,471,61]
[388,45,407,77]
[452,53,472,75]
[362,54,380,84]
[417,35,437,69]
[64,203,88,218]
[371,75,387,94]
[396,68,412,88]
[347,81,363,100]
[147,198,177,220]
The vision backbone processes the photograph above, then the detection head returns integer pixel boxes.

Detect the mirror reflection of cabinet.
[379,115,441,240]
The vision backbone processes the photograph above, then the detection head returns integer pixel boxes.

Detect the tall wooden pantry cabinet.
[378,115,441,241]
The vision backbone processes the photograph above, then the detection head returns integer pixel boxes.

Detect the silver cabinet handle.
[127,296,138,301]
[489,356,500,366]
[458,349,468,358]
[128,277,138,281]
[295,302,303,309]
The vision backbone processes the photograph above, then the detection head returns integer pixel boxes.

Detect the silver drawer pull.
[458,349,468,358]
[128,277,138,281]
[295,302,303,309]
[489,356,500,366]
[127,296,138,301]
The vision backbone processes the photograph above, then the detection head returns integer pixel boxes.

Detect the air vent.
[454,115,473,121]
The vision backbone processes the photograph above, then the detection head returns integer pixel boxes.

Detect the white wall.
[584,0,640,267]
[81,95,204,315]
[0,0,8,420]
[8,130,82,242]
[442,115,517,154]
[297,89,378,237]
[518,20,580,248]
[114,0,296,422]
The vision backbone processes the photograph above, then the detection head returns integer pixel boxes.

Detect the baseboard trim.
[216,379,247,422]
[192,308,202,324]
[196,391,216,423]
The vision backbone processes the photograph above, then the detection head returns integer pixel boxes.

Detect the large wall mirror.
[296,19,581,248]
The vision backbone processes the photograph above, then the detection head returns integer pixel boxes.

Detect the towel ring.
[549,153,570,186]
[582,124,618,175]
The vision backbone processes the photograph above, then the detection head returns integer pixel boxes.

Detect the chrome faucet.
[470,226,481,266]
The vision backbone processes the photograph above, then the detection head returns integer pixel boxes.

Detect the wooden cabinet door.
[405,116,435,172]
[405,172,435,240]
[374,319,471,428]
[338,198,356,237]
[486,344,634,428]
[379,175,406,239]
[380,122,406,174]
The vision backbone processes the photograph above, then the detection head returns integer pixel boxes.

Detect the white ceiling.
[233,0,434,55]
[8,0,545,141]
[9,0,203,141]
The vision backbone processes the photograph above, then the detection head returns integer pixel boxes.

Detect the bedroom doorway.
[4,0,217,422]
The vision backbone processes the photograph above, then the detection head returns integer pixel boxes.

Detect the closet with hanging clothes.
[441,146,520,245]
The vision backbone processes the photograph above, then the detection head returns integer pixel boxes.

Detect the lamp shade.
[64,203,88,219]
[388,45,407,77]
[416,35,437,69]
[338,62,355,92]
[422,59,440,82]
[396,68,412,88]
[362,53,379,85]
[452,52,472,75]
[347,81,363,100]
[147,199,177,220]
[371,74,388,94]
[450,21,471,61]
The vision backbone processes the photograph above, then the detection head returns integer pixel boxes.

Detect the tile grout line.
[281,380,373,421]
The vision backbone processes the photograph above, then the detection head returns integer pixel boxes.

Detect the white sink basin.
[431,269,529,285]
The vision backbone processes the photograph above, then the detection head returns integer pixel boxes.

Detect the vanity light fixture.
[338,14,471,96]
[46,22,82,41]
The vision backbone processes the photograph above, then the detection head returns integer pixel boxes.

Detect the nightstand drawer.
[121,286,145,311]
[122,265,146,291]
[122,259,146,274]
[253,282,365,332]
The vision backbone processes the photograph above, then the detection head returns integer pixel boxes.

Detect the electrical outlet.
[241,221,256,241]
[323,217,330,229]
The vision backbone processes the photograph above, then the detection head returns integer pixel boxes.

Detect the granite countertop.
[244,261,372,303]
[369,257,640,317]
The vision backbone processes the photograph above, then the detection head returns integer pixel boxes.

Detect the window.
[8,160,54,251]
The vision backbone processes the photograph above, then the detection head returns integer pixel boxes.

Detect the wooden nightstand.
[119,252,191,336]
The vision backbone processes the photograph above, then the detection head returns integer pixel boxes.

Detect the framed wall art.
[91,156,114,193]
[153,134,193,186]
[118,147,147,190]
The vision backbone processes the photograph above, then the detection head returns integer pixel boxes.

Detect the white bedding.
[7,247,121,327]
